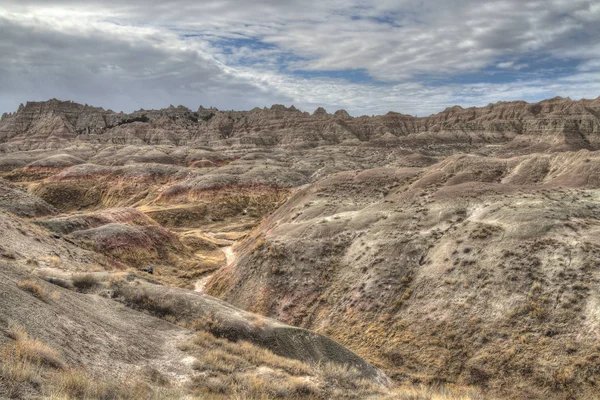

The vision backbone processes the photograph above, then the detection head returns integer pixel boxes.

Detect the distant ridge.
[1,95,599,153]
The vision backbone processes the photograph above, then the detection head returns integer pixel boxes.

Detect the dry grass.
[0,341,42,397]
[16,279,48,299]
[247,313,268,329]
[190,314,220,332]
[181,330,381,399]
[193,368,321,399]
[15,337,65,370]
[225,373,321,399]
[0,325,64,397]
[181,330,486,399]
[186,331,312,377]
[182,330,320,398]
[47,256,62,268]
[5,325,66,369]
[0,325,181,399]
[0,324,485,400]
[46,369,182,400]
[315,362,382,394]
[7,324,28,341]
[380,385,488,400]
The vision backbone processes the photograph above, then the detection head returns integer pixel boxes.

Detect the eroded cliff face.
[1,96,599,153]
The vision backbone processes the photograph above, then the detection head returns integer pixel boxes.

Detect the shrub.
[72,273,98,291]
[113,285,181,319]
[191,314,219,333]
[7,324,28,341]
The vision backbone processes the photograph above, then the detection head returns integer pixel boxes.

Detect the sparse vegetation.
[179,330,485,400]
[0,325,180,399]
[47,369,181,400]
[183,330,374,399]
[0,325,64,397]
[0,340,43,397]
[5,325,66,370]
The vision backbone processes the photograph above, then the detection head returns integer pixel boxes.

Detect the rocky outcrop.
[1,96,598,153]
[36,208,158,235]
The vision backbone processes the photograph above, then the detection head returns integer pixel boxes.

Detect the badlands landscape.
[1,96,600,399]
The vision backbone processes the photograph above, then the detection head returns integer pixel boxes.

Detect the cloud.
[496,61,528,70]
[0,9,292,114]
[0,1,599,116]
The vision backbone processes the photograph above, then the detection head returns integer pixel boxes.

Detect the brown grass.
[0,325,65,397]
[181,329,485,399]
[46,369,182,400]
[0,326,181,399]
[109,285,486,399]
[47,256,62,268]
[0,341,42,397]
[181,330,484,400]
[6,325,66,369]
[315,362,381,393]
[379,385,488,400]
[16,338,65,370]
[17,279,48,299]
[0,325,484,400]
[183,330,312,377]
[191,314,219,332]
[226,373,321,399]
[182,330,321,398]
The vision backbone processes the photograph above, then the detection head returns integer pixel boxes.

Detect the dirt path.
[148,329,197,386]
[194,245,236,293]
[223,246,236,265]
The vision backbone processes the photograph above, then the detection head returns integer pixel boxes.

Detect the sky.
[1,0,599,116]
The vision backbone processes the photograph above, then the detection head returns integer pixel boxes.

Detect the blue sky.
[1,0,599,116]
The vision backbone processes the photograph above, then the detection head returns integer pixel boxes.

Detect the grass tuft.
[17,279,47,300]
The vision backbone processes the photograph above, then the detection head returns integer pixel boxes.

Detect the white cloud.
[231,66,600,116]
[0,10,291,114]
[0,1,599,116]
[496,61,528,70]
